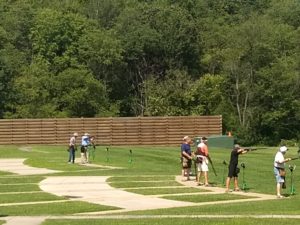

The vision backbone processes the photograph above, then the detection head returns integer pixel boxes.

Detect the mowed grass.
[126,196,300,215]
[42,218,300,225]
[108,180,181,188]
[0,144,300,220]
[0,192,67,203]
[124,187,208,195]
[0,201,119,216]
[0,176,44,184]
[162,193,256,202]
[0,184,40,192]
[107,175,175,182]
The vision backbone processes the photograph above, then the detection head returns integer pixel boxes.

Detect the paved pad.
[0,159,60,175]
[39,176,196,211]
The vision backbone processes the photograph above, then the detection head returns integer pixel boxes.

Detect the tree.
[8,59,111,118]
[30,8,92,73]
[114,1,201,115]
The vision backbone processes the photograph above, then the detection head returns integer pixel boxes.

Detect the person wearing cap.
[195,137,210,186]
[181,136,193,181]
[225,144,248,192]
[68,132,78,164]
[81,133,90,164]
[274,146,291,198]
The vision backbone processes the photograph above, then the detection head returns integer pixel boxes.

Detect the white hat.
[73,132,78,136]
[84,133,90,136]
[279,146,288,152]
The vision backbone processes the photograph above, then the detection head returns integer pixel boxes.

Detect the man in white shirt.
[274,146,291,198]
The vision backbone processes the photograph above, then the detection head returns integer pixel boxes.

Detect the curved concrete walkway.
[0,159,282,225]
[0,159,60,175]
[39,176,195,211]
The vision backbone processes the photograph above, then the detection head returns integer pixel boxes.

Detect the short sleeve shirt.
[274,152,285,168]
[229,148,240,166]
[69,136,76,146]
[181,143,191,157]
[81,135,90,146]
[197,142,208,156]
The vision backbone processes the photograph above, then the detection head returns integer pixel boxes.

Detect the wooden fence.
[0,116,222,146]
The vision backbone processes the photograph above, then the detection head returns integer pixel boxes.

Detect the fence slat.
[0,116,222,146]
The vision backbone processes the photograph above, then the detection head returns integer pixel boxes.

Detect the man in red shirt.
[195,137,210,186]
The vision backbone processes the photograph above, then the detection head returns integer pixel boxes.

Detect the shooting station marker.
[128,149,133,163]
[106,147,110,162]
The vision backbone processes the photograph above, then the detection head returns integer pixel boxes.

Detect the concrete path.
[3,214,300,224]
[39,176,195,211]
[0,159,282,225]
[0,159,60,175]
[175,176,277,200]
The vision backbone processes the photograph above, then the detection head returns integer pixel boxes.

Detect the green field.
[0,145,299,224]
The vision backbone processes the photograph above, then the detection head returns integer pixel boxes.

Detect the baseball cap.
[234,144,241,149]
[279,146,288,152]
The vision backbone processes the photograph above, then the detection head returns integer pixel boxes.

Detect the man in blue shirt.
[181,136,193,181]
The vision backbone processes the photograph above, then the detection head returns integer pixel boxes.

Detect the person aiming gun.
[225,144,248,192]
[195,137,210,186]
[274,146,291,198]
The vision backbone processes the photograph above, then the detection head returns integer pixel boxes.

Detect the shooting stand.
[128,149,133,163]
[222,160,227,186]
[105,147,109,162]
[241,162,248,191]
[289,165,296,195]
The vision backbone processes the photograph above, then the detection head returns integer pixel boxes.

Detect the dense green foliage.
[0,0,299,145]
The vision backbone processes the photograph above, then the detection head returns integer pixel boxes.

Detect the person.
[274,146,291,198]
[195,137,210,186]
[81,133,90,164]
[68,132,78,164]
[225,144,248,192]
[88,136,96,162]
[181,136,193,181]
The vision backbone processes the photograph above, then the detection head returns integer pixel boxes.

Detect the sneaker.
[277,195,284,199]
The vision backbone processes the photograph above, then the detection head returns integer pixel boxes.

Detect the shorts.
[182,157,192,169]
[274,167,284,183]
[81,146,87,153]
[228,164,239,178]
[197,157,209,172]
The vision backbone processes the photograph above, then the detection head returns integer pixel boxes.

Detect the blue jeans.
[68,146,76,163]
